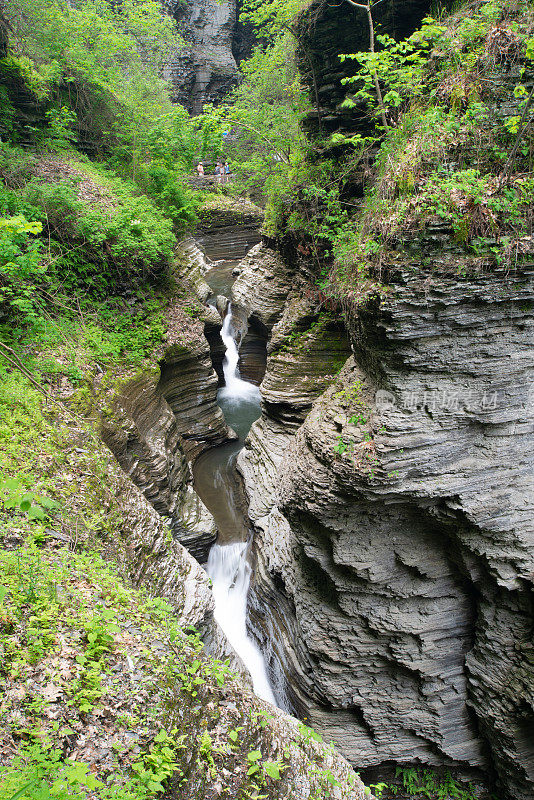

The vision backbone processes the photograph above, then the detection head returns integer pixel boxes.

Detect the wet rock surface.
[158,339,231,460]
[100,369,222,562]
[238,239,534,800]
[111,455,214,629]
[231,243,295,333]
[196,200,263,262]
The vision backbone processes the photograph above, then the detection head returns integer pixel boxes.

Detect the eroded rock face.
[231,243,295,333]
[111,456,214,629]
[100,334,230,563]
[261,299,351,429]
[159,340,230,460]
[196,201,263,262]
[240,251,534,799]
[165,0,239,112]
[175,238,213,303]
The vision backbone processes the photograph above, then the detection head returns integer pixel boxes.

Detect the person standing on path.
[196,162,204,177]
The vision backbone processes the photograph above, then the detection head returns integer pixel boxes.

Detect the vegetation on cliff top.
[227,0,533,301]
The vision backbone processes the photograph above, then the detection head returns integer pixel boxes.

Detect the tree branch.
[0,341,79,422]
[0,341,50,398]
[230,120,290,163]
[345,0,389,130]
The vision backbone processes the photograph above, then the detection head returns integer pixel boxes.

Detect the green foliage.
[4,0,180,137]
[214,30,310,197]
[23,177,176,281]
[340,17,446,127]
[0,156,178,313]
[132,729,184,793]
[403,168,534,246]
[136,161,197,232]
[324,0,534,294]
[0,215,46,324]
[1,0,214,216]
[0,744,104,800]
[368,783,388,798]
[240,0,307,40]
[0,478,59,521]
[297,722,323,743]
[262,760,284,781]
[42,107,78,151]
[263,153,355,248]
[395,766,479,800]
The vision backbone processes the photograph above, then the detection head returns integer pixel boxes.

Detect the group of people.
[196,160,230,183]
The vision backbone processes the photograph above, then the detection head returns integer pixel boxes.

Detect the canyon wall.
[235,238,534,799]
[99,241,233,563]
[164,0,239,112]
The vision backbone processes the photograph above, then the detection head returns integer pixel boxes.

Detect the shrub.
[0,215,46,325]
[21,177,176,292]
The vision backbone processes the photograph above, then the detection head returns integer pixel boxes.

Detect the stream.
[193,265,277,707]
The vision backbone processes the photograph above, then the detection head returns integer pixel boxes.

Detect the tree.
[213,31,310,194]
[344,0,388,130]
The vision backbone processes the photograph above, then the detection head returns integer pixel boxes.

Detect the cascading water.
[203,303,277,706]
[207,541,276,705]
[219,305,261,404]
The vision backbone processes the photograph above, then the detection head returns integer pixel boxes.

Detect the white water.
[219,304,261,404]
[207,303,276,706]
[207,542,276,705]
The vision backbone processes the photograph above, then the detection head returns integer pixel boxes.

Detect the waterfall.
[207,542,276,705]
[219,304,261,403]
[205,302,276,706]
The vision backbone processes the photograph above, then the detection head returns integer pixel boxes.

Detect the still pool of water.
[204,260,239,303]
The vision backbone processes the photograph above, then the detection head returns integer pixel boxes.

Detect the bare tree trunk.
[345,0,389,130]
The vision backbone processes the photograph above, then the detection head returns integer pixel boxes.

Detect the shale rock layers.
[237,242,534,800]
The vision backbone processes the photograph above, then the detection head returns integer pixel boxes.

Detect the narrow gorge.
[99,196,533,800]
[0,1,532,800]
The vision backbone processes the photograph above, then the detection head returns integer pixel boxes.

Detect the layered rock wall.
[100,360,224,563]
[165,0,239,112]
[196,200,263,261]
[236,240,534,799]
[295,0,454,137]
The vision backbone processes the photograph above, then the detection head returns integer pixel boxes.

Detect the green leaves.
[5,0,180,103]
[0,215,46,325]
[340,19,444,127]
[214,30,309,195]
[0,479,59,523]
[246,749,262,776]
[262,761,282,780]
[131,728,182,794]
[228,728,241,743]
[7,781,36,800]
